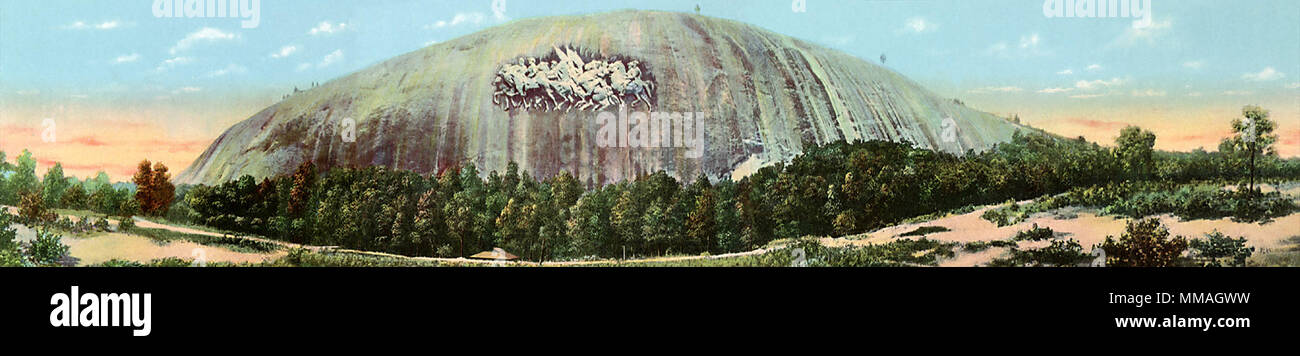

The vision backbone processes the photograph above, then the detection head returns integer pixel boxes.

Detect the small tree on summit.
[132,160,175,216]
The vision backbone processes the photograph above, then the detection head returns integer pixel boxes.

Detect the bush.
[18,192,56,225]
[117,217,136,231]
[1074,183,1295,223]
[1012,224,1055,242]
[990,239,1093,267]
[0,211,24,267]
[787,238,958,267]
[1099,218,1189,267]
[28,228,70,266]
[1189,230,1254,267]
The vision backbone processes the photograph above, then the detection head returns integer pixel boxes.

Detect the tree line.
[3,106,1293,262]
[153,106,1296,261]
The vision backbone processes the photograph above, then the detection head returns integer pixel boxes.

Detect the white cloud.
[985,33,1047,58]
[969,86,1023,94]
[901,17,938,34]
[309,22,350,36]
[1057,69,1074,75]
[114,53,140,64]
[1286,82,1300,89]
[1187,92,1203,97]
[1131,89,1166,97]
[271,45,298,59]
[1183,60,1205,70]
[1111,19,1173,47]
[1019,33,1040,49]
[1075,77,1126,90]
[63,20,128,30]
[297,50,344,71]
[170,27,238,55]
[155,56,193,72]
[173,87,203,94]
[206,64,247,78]
[1242,67,1285,81]
[423,40,440,47]
[16,90,40,96]
[1038,87,1074,94]
[1086,64,1102,71]
[1069,94,1106,99]
[427,12,487,29]
[319,50,344,68]
[1223,90,1254,96]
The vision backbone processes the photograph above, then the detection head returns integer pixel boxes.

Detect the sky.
[1,0,1298,180]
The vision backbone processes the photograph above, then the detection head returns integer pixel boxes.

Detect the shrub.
[1099,218,1189,267]
[787,238,958,267]
[990,239,1093,267]
[1188,231,1254,267]
[117,217,136,231]
[0,211,24,267]
[94,217,111,231]
[1012,224,1055,242]
[18,192,56,225]
[28,228,70,266]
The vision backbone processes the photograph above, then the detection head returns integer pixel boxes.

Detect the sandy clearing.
[9,223,284,266]
[826,205,1299,266]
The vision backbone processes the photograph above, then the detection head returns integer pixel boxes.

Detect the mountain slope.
[178,10,1027,186]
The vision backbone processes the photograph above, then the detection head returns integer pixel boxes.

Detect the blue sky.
[1,0,1298,178]
[3,0,1296,96]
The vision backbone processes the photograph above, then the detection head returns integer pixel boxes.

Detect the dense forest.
[2,106,1296,263]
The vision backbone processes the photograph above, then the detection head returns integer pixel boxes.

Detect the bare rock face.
[178,10,1027,186]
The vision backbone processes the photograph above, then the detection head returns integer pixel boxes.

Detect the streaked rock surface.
[179,10,1027,186]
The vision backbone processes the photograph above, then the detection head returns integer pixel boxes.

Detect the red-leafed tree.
[132,160,175,216]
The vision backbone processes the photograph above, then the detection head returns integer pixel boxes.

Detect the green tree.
[0,150,11,205]
[640,203,673,256]
[609,190,641,258]
[84,171,112,193]
[686,183,717,254]
[1225,105,1278,192]
[1114,126,1157,181]
[59,184,89,210]
[413,186,448,256]
[10,149,39,197]
[41,163,70,207]
[496,197,539,261]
